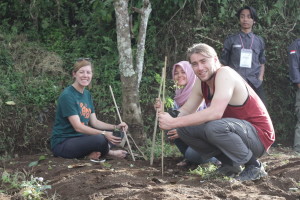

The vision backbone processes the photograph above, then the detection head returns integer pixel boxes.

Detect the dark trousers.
[52,134,109,159]
[174,138,205,164]
[178,118,265,166]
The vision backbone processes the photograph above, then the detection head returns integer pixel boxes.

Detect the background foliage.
[0,0,299,155]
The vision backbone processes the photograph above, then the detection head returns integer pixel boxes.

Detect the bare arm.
[89,114,116,131]
[90,113,128,132]
[159,67,240,130]
[68,113,125,144]
[178,78,204,116]
[68,114,103,135]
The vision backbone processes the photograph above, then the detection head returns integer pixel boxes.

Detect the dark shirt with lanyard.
[220,31,266,88]
[288,38,300,84]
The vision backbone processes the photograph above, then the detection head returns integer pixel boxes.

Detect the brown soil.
[1,146,300,200]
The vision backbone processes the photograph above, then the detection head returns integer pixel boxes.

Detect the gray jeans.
[178,118,265,166]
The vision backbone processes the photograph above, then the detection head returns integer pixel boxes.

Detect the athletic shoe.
[236,162,267,181]
[206,157,222,166]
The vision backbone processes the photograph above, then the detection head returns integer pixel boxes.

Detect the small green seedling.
[28,155,47,167]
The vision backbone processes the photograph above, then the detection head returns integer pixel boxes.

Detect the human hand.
[117,122,128,132]
[167,129,179,140]
[154,98,162,112]
[103,131,122,145]
[158,112,175,130]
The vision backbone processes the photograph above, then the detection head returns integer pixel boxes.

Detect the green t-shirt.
[51,85,95,148]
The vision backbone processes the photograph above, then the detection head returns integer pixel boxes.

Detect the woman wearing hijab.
[156,61,219,166]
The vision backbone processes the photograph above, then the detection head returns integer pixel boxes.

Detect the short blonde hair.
[186,43,217,62]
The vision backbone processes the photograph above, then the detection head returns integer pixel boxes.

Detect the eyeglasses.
[76,57,92,62]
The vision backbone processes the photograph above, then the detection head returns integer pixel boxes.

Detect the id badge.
[240,48,252,68]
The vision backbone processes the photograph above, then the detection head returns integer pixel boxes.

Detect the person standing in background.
[220,6,267,105]
[288,38,300,153]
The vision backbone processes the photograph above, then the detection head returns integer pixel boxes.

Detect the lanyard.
[239,34,254,49]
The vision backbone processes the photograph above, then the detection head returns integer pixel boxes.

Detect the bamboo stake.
[150,67,165,165]
[161,56,167,176]
[127,134,148,160]
[109,85,135,161]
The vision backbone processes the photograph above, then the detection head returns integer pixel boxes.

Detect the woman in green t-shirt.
[51,58,127,160]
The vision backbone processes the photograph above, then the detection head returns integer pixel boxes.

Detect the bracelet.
[102,131,106,135]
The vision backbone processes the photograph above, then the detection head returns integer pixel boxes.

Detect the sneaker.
[206,157,222,166]
[236,162,267,181]
[216,164,242,177]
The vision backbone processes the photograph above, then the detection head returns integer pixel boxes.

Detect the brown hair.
[73,59,93,74]
[186,43,217,62]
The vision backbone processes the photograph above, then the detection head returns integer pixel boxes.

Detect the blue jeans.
[52,134,109,159]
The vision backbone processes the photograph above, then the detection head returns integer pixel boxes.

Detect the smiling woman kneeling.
[51,58,127,160]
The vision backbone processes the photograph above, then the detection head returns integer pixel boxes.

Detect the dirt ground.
[1,146,300,200]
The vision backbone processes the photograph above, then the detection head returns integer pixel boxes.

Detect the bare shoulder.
[216,66,237,79]
[216,67,247,105]
[215,66,245,91]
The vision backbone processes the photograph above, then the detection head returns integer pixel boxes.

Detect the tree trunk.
[114,0,152,143]
[196,0,204,19]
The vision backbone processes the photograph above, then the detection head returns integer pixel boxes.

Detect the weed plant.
[1,171,52,199]
[140,131,182,160]
[189,163,219,180]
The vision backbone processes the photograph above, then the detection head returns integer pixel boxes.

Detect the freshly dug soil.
[1,146,300,200]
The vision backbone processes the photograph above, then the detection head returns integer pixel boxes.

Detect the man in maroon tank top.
[158,43,275,181]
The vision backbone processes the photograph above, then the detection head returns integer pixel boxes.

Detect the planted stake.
[150,67,165,166]
[161,56,167,176]
[109,85,135,161]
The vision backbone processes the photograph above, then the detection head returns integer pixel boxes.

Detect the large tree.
[113,0,152,141]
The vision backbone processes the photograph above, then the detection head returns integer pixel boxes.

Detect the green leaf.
[39,155,46,161]
[28,161,39,167]
[101,162,112,168]
[40,185,52,190]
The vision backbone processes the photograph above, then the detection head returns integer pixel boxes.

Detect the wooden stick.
[127,134,148,160]
[161,56,167,176]
[109,85,135,161]
[150,67,165,165]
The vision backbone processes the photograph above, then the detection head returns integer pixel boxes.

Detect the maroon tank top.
[201,70,275,151]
